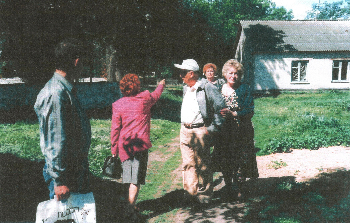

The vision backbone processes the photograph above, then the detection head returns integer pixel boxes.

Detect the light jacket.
[34,73,91,192]
[183,78,226,133]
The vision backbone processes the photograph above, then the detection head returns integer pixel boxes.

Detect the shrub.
[257,110,350,155]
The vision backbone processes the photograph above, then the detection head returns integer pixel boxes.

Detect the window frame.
[291,60,309,83]
[332,60,349,83]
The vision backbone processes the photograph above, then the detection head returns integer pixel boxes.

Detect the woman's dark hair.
[120,73,141,96]
[54,38,84,72]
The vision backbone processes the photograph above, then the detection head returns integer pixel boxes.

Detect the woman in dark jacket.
[212,59,259,199]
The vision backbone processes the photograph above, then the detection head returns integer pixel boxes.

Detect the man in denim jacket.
[34,39,91,201]
[175,59,225,204]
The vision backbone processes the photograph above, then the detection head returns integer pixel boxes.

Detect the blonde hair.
[222,59,244,79]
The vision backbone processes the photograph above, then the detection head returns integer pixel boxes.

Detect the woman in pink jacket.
[111,73,165,211]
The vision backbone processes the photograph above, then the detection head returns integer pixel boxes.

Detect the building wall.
[253,52,350,91]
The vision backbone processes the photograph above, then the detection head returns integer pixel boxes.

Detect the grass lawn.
[1,89,350,222]
[253,90,350,155]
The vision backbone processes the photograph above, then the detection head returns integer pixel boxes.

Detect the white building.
[234,20,350,93]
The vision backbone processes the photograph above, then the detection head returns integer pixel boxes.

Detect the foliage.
[0,118,179,177]
[88,119,113,176]
[269,159,287,170]
[306,0,350,20]
[182,0,293,66]
[254,90,350,155]
[138,135,181,202]
[0,0,215,82]
[2,90,350,222]
[241,170,350,222]
[0,121,42,161]
[2,90,350,166]
[264,114,350,154]
[265,2,294,20]
[0,0,294,83]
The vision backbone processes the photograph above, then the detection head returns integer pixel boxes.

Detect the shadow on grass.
[138,170,350,222]
[0,153,47,222]
[0,153,136,222]
[137,189,188,218]
[0,106,37,124]
[4,152,350,222]
[240,170,350,222]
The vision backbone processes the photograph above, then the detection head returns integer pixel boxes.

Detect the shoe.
[198,186,206,192]
[125,204,146,223]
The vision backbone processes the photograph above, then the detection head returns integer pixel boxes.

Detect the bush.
[260,113,350,154]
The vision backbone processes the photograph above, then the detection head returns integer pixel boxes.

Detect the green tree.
[0,0,213,82]
[265,2,294,20]
[306,0,350,20]
[182,0,293,67]
[0,0,294,83]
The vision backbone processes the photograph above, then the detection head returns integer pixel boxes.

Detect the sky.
[272,0,344,20]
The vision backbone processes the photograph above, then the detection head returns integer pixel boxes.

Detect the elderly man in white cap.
[174,59,225,204]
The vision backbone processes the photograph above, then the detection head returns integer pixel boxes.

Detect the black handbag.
[102,156,123,179]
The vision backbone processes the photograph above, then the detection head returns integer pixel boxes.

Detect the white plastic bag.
[36,192,96,223]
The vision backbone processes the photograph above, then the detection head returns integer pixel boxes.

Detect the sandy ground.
[257,146,350,182]
[170,146,350,223]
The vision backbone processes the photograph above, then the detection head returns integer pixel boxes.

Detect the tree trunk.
[105,45,121,82]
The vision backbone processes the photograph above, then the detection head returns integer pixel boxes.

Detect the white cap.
[174,59,199,72]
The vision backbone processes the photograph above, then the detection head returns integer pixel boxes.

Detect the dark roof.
[239,20,350,52]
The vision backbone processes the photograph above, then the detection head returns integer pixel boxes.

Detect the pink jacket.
[111,84,164,162]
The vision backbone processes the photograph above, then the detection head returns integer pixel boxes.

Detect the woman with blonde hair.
[212,59,258,200]
[111,74,165,212]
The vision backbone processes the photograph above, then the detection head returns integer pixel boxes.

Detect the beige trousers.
[180,125,213,197]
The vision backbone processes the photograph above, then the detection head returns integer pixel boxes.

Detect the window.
[291,60,308,82]
[332,60,349,82]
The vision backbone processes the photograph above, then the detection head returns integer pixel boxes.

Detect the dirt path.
[257,146,350,183]
[146,138,350,222]
[3,136,349,222]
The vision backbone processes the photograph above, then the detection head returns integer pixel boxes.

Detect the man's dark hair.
[54,38,84,72]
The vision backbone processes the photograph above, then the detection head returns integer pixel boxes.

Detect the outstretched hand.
[158,79,166,86]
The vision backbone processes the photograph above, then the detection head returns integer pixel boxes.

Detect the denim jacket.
[34,73,91,192]
[183,78,226,133]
